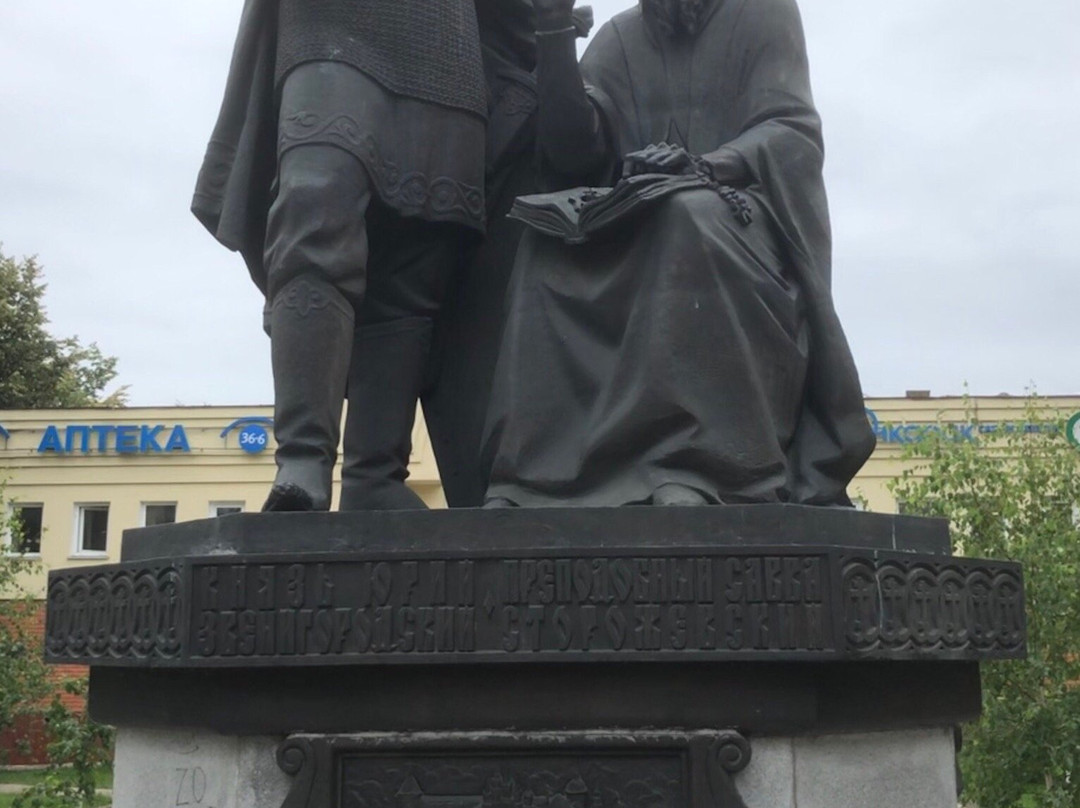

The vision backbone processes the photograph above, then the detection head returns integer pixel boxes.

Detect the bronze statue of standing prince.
[193,0,488,512]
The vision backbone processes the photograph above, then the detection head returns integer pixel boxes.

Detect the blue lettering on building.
[92,426,115,452]
[164,425,190,452]
[220,417,274,454]
[36,425,192,455]
[237,423,269,454]
[38,426,64,453]
[64,425,90,453]
[115,425,138,454]
[140,425,165,452]
[866,409,1057,445]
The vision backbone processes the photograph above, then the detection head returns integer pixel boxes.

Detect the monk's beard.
[641,0,706,37]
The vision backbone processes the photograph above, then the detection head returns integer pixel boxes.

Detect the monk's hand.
[622,143,696,177]
[535,0,578,31]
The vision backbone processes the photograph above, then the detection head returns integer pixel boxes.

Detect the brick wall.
[1,601,88,764]
[0,714,49,766]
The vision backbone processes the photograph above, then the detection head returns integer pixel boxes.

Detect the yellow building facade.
[854,395,1080,512]
[0,406,445,594]
[3,395,1078,596]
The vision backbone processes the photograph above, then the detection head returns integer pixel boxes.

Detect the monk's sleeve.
[704,0,832,287]
[534,25,608,181]
[706,0,874,503]
[576,22,637,181]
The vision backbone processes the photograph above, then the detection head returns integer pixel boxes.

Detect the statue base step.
[112,726,960,808]
[47,506,1013,808]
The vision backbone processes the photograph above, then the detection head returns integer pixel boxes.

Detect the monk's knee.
[652,189,748,254]
[659,188,723,220]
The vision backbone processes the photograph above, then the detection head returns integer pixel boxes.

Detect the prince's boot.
[263,276,354,512]
[338,317,432,510]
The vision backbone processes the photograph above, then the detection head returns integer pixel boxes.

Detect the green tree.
[1,480,113,805]
[0,482,51,758]
[0,248,127,408]
[12,680,114,808]
[890,397,1080,808]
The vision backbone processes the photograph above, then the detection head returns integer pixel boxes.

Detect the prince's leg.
[262,144,371,511]
[339,203,467,510]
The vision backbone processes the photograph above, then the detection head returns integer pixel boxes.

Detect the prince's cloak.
[191,0,487,294]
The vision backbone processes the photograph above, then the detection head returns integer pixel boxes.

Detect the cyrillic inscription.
[340,753,682,808]
[185,554,830,660]
[44,549,1025,665]
[276,731,752,808]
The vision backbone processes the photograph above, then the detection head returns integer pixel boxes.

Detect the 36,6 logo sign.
[219,417,273,455]
[238,424,269,454]
[1067,412,1080,450]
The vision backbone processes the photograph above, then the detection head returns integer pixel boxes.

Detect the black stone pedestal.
[45,506,1024,808]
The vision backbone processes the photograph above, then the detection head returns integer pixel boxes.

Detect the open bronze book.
[508,173,713,244]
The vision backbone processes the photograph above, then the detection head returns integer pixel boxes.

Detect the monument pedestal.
[112,727,958,808]
[47,506,1023,808]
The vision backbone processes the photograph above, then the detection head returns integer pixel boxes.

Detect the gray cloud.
[0,0,1076,405]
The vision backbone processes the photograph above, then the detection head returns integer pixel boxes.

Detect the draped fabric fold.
[484,0,874,507]
[191,0,487,295]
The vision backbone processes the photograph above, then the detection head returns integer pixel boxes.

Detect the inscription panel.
[44,548,1025,666]
[187,554,831,661]
[340,753,682,808]
[276,732,752,808]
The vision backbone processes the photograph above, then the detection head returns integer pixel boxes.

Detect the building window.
[142,503,177,527]
[75,505,109,555]
[8,504,43,555]
[209,502,245,518]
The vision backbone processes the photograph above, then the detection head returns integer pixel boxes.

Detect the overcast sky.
[0,0,1076,406]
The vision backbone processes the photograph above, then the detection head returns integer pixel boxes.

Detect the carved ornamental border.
[276,731,753,808]
[44,547,1025,666]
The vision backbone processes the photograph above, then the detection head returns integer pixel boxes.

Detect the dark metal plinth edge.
[87,660,982,736]
[276,731,751,808]
[119,505,952,563]
[46,546,1025,667]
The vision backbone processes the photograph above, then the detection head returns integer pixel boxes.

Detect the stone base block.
[76,509,984,808]
[740,729,957,807]
[112,729,289,808]
[113,727,956,808]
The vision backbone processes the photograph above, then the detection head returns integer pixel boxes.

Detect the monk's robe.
[483,0,875,507]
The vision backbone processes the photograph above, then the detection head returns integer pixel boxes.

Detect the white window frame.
[4,502,44,557]
[141,501,178,528]
[72,503,110,558]
[209,501,245,518]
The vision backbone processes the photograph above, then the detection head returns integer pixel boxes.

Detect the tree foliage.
[890,397,1080,808]
[2,480,113,804]
[0,487,51,759]
[13,680,114,808]
[0,248,126,409]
